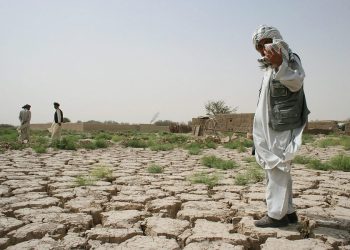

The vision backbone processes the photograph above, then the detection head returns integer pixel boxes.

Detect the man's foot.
[287,212,298,223]
[254,215,288,228]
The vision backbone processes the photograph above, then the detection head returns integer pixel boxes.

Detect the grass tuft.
[201,155,238,170]
[147,164,164,173]
[189,172,219,188]
[235,164,264,186]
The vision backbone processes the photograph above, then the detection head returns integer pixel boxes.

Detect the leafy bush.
[189,172,219,188]
[147,165,164,173]
[201,155,238,170]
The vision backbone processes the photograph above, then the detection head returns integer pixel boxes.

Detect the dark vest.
[268,66,310,131]
[54,109,63,123]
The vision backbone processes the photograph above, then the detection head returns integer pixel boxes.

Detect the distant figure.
[252,25,310,228]
[18,104,31,143]
[50,102,64,140]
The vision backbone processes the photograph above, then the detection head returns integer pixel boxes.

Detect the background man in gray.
[18,104,31,143]
[252,25,310,227]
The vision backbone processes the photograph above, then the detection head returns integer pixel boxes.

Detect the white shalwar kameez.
[253,57,306,220]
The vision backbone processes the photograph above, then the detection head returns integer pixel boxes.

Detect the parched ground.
[0,143,349,250]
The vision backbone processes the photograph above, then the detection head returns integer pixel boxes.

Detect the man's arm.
[273,55,305,92]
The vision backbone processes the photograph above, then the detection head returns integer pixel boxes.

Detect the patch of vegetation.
[75,175,95,186]
[201,155,238,170]
[79,140,97,150]
[74,165,114,186]
[147,164,164,173]
[293,155,316,165]
[32,145,47,153]
[314,135,350,151]
[243,156,256,163]
[205,141,217,149]
[111,135,124,143]
[235,164,265,186]
[329,154,350,172]
[95,139,108,148]
[150,144,174,151]
[51,136,78,150]
[189,172,219,188]
[224,139,253,152]
[302,133,315,145]
[122,138,149,148]
[162,134,189,144]
[91,165,113,181]
[94,132,113,140]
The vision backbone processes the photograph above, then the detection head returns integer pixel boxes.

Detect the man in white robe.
[252,25,310,227]
[18,104,31,143]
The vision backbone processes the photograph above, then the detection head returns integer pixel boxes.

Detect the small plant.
[205,141,217,149]
[80,140,97,150]
[111,135,124,142]
[74,175,95,186]
[243,156,256,163]
[52,136,77,150]
[185,142,204,155]
[316,137,341,148]
[201,155,238,170]
[189,172,219,188]
[147,164,164,173]
[91,166,113,180]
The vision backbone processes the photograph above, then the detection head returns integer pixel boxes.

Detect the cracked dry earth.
[0,144,349,250]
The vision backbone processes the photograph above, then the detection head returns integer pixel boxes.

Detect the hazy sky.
[1,0,349,125]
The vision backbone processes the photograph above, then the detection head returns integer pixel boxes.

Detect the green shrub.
[112,135,124,142]
[188,146,202,155]
[52,136,77,150]
[201,155,238,170]
[224,139,253,152]
[95,139,108,148]
[189,172,219,188]
[162,134,188,144]
[147,165,164,173]
[329,154,350,172]
[185,142,204,155]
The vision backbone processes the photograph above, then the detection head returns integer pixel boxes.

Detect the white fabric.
[266,167,295,219]
[56,109,62,123]
[253,58,306,173]
[50,123,62,140]
[18,109,31,142]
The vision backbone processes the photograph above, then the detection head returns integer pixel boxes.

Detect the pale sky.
[1,0,349,125]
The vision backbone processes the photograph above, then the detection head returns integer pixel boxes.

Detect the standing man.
[50,102,64,140]
[252,25,310,227]
[18,104,31,143]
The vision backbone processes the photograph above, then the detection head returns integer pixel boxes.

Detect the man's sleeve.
[273,56,305,92]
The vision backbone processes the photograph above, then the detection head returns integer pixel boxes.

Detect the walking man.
[50,102,64,140]
[252,25,310,227]
[18,104,31,143]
